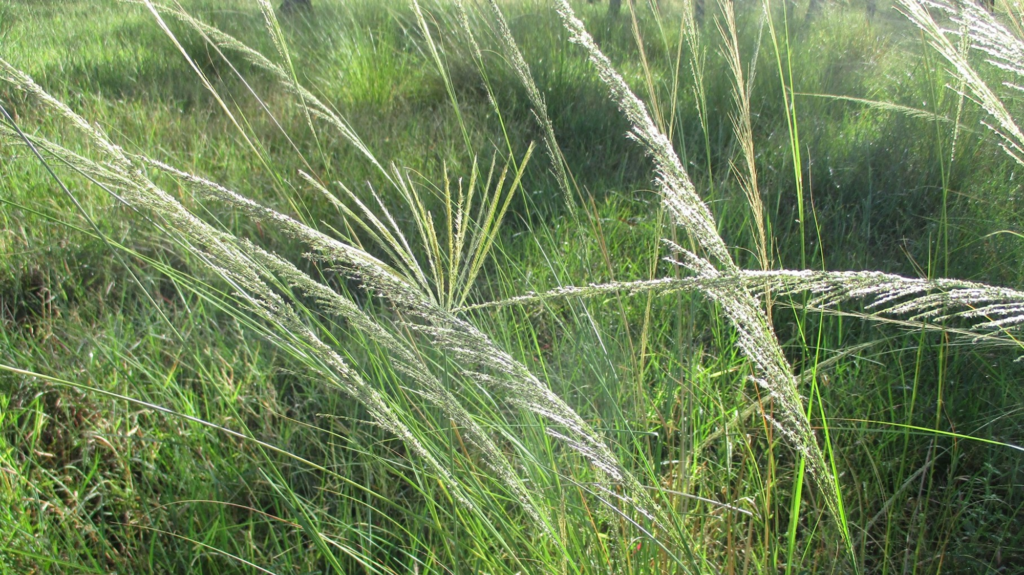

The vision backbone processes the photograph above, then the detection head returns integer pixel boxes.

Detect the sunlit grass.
[2,0,1023,573]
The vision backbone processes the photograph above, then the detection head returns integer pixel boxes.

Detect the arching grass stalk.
[1,18,706,563]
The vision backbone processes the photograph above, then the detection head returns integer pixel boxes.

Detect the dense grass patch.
[2,0,1024,573]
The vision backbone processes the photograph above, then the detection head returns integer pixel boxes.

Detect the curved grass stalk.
[0,57,484,517]
[475,0,578,214]
[551,1,856,560]
[459,269,1024,347]
[133,1,391,181]
[2,16,703,563]
[237,240,554,534]
[897,0,1024,166]
[141,151,700,569]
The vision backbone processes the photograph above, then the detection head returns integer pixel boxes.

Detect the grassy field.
[2,0,1024,573]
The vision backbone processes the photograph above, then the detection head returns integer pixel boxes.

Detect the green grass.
[2,0,1024,573]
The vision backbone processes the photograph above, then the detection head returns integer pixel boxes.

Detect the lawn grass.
[2,0,1024,573]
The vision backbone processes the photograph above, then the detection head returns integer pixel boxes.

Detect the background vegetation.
[2,0,1023,573]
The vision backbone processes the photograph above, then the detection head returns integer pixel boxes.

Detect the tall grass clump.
[2,0,1024,572]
